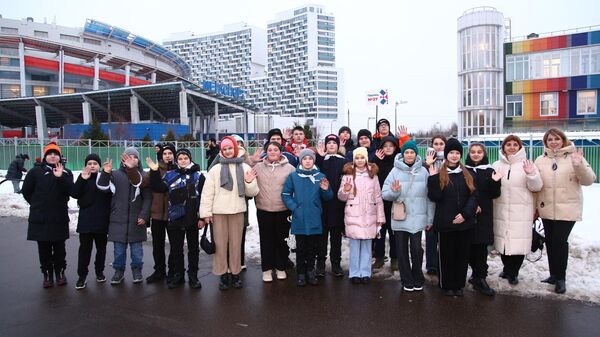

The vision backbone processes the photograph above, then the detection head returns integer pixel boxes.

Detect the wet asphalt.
[0,216,598,337]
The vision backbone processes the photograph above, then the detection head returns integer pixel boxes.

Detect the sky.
[3,0,600,132]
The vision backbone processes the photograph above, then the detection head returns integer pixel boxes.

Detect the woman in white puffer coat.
[492,135,543,285]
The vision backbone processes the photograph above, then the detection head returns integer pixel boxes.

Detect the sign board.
[366,89,389,106]
[202,80,245,99]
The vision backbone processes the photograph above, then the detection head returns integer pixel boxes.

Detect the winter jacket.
[148,161,175,221]
[346,144,377,162]
[492,148,543,255]
[382,155,434,234]
[316,153,349,228]
[427,167,478,233]
[339,138,356,157]
[534,144,596,221]
[150,163,206,229]
[254,155,295,212]
[207,147,252,171]
[284,138,313,156]
[206,144,219,168]
[6,155,27,179]
[71,173,111,234]
[337,164,385,239]
[199,161,259,217]
[465,156,501,244]
[21,163,74,241]
[281,166,333,235]
[372,133,411,151]
[97,165,152,243]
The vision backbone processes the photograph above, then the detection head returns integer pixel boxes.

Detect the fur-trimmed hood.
[342,162,379,178]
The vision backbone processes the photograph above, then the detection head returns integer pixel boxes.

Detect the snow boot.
[146,270,166,284]
[231,274,243,289]
[188,273,202,290]
[315,261,326,278]
[473,278,496,296]
[306,270,318,286]
[219,274,230,291]
[555,280,566,294]
[541,275,557,285]
[167,273,185,289]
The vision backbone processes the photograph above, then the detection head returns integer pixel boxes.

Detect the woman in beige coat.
[200,136,259,290]
[534,128,596,294]
[492,135,543,285]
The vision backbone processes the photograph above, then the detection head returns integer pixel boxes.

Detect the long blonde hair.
[438,161,475,193]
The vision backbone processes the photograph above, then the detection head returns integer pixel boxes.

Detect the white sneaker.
[262,270,273,282]
[276,269,287,280]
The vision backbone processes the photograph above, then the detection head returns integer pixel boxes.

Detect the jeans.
[349,238,372,278]
[113,241,143,270]
[77,233,107,277]
[11,179,21,193]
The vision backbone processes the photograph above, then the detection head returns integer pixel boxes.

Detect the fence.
[1,138,599,182]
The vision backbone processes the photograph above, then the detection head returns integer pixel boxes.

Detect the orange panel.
[559,92,568,118]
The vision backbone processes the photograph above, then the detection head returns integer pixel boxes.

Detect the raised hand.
[283,128,291,141]
[426,149,436,166]
[391,179,401,192]
[81,166,92,180]
[397,125,408,138]
[491,170,504,181]
[428,165,439,176]
[375,149,385,160]
[571,148,584,166]
[103,158,113,173]
[122,154,136,169]
[340,138,347,146]
[244,167,257,183]
[251,147,264,163]
[320,177,330,190]
[342,176,353,192]
[53,162,64,177]
[523,160,536,176]
[452,213,465,224]
[317,142,326,157]
[145,157,158,171]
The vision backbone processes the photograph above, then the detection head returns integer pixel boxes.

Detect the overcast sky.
[4,0,600,132]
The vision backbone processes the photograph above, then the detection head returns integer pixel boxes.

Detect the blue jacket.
[382,154,434,234]
[281,166,333,235]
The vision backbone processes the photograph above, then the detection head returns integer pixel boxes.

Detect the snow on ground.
[2,170,599,303]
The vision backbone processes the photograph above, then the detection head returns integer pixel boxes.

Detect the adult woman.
[492,135,542,285]
[534,129,595,294]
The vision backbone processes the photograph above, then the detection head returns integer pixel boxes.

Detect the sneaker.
[276,270,287,280]
[541,275,557,285]
[96,272,106,283]
[219,274,230,291]
[372,258,384,269]
[413,284,424,291]
[75,277,87,290]
[306,270,318,286]
[231,274,243,289]
[297,274,307,287]
[42,270,54,288]
[262,270,273,282]
[332,263,344,278]
[390,259,398,272]
[499,271,508,279]
[361,276,371,284]
[351,277,361,285]
[473,278,496,296]
[146,270,166,284]
[315,261,326,278]
[403,285,414,292]
[555,280,566,294]
[241,264,247,271]
[111,269,125,285]
[167,274,185,289]
[188,274,202,290]
[132,268,143,284]
[454,289,464,297]
[55,268,67,286]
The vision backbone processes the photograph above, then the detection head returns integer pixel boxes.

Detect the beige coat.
[492,147,543,255]
[254,156,295,212]
[534,144,596,221]
[199,162,259,217]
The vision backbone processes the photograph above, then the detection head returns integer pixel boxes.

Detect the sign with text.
[366,89,389,106]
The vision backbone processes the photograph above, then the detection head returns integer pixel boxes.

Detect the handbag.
[392,174,414,221]
[200,222,216,255]
[527,217,545,262]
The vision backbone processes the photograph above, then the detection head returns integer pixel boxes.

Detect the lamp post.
[395,100,408,132]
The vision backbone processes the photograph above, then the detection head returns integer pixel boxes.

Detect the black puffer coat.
[465,156,501,244]
[427,168,478,232]
[71,173,111,234]
[21,162,73,241]
[316,154,349,228]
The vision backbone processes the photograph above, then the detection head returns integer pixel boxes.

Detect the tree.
[161,128,176,141]
[142,132,151,142]
[82,119,108,140]
[292,121,314,141]
[177,133,195,141]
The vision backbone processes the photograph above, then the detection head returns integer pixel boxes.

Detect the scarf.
[324,153,346,161]
[465,164,492,173]
[447,166,463,174]
[297,166,320,184]
[265,158,283,172]
[219,156,246,197]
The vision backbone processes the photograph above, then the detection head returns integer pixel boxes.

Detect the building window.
[83,38,101,46]
[506,95,523,117]
[34,30,49,38]
[60,34,80,42]
[591,47,600,74]
[0,57,19,66]
[0,27,18,34]
[542,53,560,78]
[0,70,21,80]
[540,92,558,117]
[63,87,76,94]
[506,55,528,81]
[0,84,21,98]
[32,86,49,96]
[577,90,597,115]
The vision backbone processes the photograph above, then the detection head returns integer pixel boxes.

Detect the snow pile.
[3,169,599,303]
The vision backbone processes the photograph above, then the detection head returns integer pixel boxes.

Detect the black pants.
[167,226,200,275]
[543,219,575,281]
[394,231,424,287]
[77,233,107,277]
[295,234,321,274]
[151,219,171,274]
[469,243,489,279]
[425,229,439,272]
[438,230,471,290]
[500,254,524,278]
[317,226,343,264]
[374,202,396,259]
[257,209,291,271]
[37,241,66,273]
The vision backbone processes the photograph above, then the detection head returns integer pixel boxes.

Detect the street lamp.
[395,100,408,132]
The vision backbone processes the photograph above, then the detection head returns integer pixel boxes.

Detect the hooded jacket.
[7,154,27,180]
[465,155,501,244]
[71,172,111,234]
[254,155,295,212]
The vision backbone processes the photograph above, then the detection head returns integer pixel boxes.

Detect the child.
[200,136,259,291]
[71,153,112,290]
[21,142,74,288]
[282,149,333,286]
[427,138,478,297]
[337,147,385,284]
[148,148,206,289]
[382,140,434,292]
[315,134,349,277]
[423,135,446,275]
[97,147,152,285]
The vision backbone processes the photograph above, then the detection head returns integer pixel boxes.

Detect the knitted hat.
[299,149,315,163]
[21,154,30,160]
[324,134,340,147]
[357,129,372,141]
[401,140,418,154]
[353,147,369,163]
[267,128,283,141]
[379,135,398,149]
[444,138,463,159]
[176,148,192,161]
[376,119,390,132]
[220,136,239,158]
[84,153,101,166]
[43,142,62,157]
[161,142,176,156]
[338,126,352,136]
[231,134,244,145]
[124,147,140,158]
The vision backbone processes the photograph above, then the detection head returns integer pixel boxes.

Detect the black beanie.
[357,129,372,141]
[338,126,352,136]
[324,134,340,147]
[378,135,397,149]
[267,128,284,141]
[160,143,176,159]
[444,138,463,159]
[176,148,192,161]
[84,153,101,166]
[376,119,390,132]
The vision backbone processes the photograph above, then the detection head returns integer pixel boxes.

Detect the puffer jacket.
[382,154,434,234]
[281,166,333,235]
[254,155,295,212]
[534,144,596,221]
[428,167,478,233]
[492,147,543,255]
[71,172,111,234]
[337,163,385,239]
[465,155,501,244]
[148,161,175,221]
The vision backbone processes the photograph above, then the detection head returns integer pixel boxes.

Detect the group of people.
[21,119,595,297]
